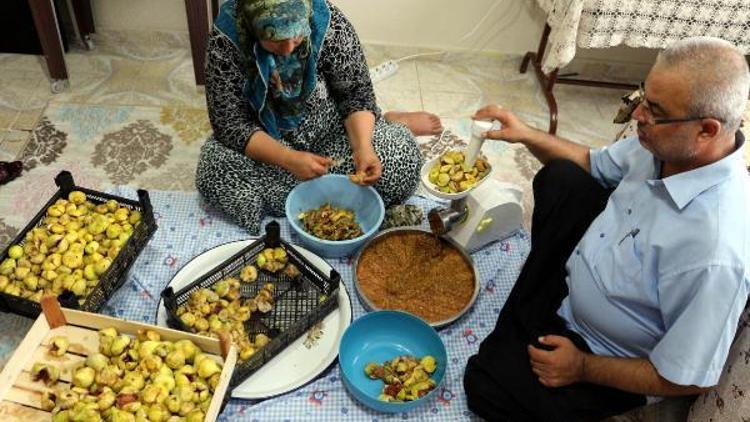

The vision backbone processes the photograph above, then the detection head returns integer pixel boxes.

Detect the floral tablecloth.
[0,188,530,421]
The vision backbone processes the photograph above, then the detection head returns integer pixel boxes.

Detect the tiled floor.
[0,29,656,241]
[0,31,204,149]
[0,28,644,373]
[4,30,750,239]
[363,43,633,144]
[0,30,641,165]
[0,29,747,422]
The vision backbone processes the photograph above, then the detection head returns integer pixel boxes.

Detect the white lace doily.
[537,0,750,72]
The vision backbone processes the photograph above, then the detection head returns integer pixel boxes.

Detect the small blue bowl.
[285,174,385,258]
[338,311,447,413]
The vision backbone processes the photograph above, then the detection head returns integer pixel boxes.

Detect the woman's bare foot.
[384,111,443,136]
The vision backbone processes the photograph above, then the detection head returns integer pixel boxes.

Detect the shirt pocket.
[592,234,647,302]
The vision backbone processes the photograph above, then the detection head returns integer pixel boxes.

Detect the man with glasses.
[464,36,750,421]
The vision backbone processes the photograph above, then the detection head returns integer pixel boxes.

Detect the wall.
[90,0,658,65]
[91,0,188,32]
[331,0,656,65]
[332,0,546,56]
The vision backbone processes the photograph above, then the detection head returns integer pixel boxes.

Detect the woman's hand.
[343,111,380,185]
[284,150,333,180]
[473,105,534,143]
[352,145,382,185]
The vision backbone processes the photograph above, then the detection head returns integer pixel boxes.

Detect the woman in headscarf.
[196,0,440,234]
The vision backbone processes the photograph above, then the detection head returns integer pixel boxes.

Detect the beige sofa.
[603,305,749,421]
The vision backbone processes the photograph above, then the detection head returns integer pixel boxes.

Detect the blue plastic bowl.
[338,311,447,413]
[285,174,385,258]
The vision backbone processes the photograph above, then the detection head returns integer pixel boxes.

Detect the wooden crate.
[0,297,237,421]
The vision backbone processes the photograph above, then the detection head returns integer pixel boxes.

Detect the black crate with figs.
[0,171,157,318]
[161,221,340,387]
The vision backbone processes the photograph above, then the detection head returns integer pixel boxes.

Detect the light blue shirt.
[558,135,750,387]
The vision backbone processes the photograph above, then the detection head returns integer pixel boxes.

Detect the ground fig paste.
[356,231,475,323]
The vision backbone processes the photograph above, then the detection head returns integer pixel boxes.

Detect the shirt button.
[627,209,632,215]
[576,249,580,255]
[599,233,605,238]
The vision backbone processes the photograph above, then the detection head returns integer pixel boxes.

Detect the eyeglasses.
[635,83,721,126]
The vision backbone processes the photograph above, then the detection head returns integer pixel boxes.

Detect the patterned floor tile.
[421,90,484,119]
[93,29,190,60]
[129,54,206,108]
[0,109,17,130]
[375,61,420,95]
[0,129,32,161]
[374,88,423,113]
[416,61,483,94]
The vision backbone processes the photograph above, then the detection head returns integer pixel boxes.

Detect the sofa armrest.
[687,304,750,420]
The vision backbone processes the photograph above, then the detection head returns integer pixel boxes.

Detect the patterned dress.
[196,3,422,235]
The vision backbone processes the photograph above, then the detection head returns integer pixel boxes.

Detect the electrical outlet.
[369,60,399,83]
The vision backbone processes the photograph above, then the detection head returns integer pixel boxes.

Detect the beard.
[638,124,698,164]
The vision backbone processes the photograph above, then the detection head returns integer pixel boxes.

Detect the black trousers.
[464,160,646,421]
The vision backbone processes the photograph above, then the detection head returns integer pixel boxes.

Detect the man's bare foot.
[384,111,443,136]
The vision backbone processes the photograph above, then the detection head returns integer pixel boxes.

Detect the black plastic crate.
[0,171,157,318]
[161,221,340,388]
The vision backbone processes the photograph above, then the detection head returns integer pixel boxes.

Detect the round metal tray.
[352,227,480,328]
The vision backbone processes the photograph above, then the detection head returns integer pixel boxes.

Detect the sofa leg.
[520,23,637,135]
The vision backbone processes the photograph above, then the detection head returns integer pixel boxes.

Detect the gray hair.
[655,36,749,132]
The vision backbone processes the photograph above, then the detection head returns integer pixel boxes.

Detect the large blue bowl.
[338,311,447,413]
[285,174,385,258]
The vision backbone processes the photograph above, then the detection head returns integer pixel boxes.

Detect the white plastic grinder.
[421,120,524,252]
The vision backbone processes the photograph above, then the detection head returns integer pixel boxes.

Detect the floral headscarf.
[239,0,312,41]
[215,0,330,138]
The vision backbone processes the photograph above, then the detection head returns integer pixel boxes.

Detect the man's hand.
[473,105,534,143]
[352,145,382,185]
[284,150,333,180]
[528,335,586,388]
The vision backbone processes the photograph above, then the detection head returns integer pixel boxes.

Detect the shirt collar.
[655,131,747,210]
